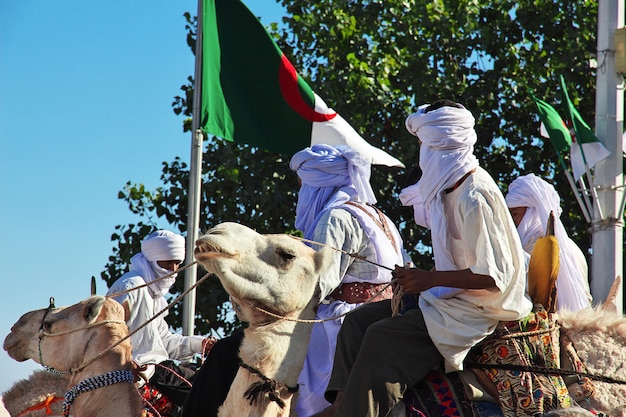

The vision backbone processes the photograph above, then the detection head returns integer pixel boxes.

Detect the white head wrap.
[141,230,185,262]
[404,103,479,280]
[399,182,430,228]
[290,144,376,239]
[506,174,591,311]
[130,230,185,298]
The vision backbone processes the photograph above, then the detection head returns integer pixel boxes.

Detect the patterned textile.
[140,384,181,417]
[471,307,572,416]
[404,369,502,417]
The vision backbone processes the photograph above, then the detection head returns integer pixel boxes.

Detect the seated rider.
[314,99,533,417]
[506,173,592,311]
[107,230,215,407]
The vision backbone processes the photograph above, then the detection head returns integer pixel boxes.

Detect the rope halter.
[37,297,127,375]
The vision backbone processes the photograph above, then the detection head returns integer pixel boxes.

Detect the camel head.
[3,296,130,373]
[194,222,332,325]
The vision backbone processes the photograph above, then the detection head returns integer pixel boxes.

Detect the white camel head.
[194,222,333,417]
[195,222,332,325]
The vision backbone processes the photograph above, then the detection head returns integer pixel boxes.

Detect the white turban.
[290,144,375,239]
[141,230,185,262]
[403,103,479,289]
[506,174,592,311]
[127,230,185,298]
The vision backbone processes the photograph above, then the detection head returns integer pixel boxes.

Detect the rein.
[251,280,397,324]
[289,235,394,271]
[251,235,400,324]
[37,268,213,375]
[105,261,198,298]
[465,361,626,385]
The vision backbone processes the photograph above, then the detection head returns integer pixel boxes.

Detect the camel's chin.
[4,348,29,362]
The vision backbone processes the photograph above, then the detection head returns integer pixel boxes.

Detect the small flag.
[531,94,571,154]
[199,0,404,167]
[559,75,610,181]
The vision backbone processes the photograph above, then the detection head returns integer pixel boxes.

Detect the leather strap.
[344,201,398,252]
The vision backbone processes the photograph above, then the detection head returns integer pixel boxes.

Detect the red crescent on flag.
[278,54,337,123]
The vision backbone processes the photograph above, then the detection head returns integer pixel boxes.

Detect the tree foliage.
[102,0,599,335]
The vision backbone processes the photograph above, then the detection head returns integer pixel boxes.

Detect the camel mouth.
[3,334,26,362]
[194,239,235,262]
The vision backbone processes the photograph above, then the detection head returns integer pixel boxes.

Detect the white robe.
[107,273,204,366]
[420,168,533,372]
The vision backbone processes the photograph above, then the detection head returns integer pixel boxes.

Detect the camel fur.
[3,296,143,417]
[557,305,626,416]
[1,370,67,417]
[194,222,332,417]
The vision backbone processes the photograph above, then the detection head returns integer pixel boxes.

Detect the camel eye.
[41,321,53,332]
[277,248,296,263]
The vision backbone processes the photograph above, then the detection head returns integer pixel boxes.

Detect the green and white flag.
[531,94,572,155]
[200,0,404,167]
[559,75,610,181]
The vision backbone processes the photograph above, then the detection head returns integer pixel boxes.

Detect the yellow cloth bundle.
[527,212,559,312]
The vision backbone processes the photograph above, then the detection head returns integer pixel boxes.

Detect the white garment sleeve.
[157,316,204,365]
[313,209,365,300]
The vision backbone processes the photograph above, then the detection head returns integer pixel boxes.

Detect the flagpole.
[560,75,606,221]
[577,176,597,221]
[183,0,204,335]
[566,171,592,223]
[556,152,592,222]
[592,0,624,311]
[579,149,605,220]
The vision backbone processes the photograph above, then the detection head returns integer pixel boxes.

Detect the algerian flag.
[200,0,404,168]
[531,94,572,155]
[559,75,610,181]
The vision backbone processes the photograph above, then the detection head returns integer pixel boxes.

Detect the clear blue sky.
[0,0,284,394]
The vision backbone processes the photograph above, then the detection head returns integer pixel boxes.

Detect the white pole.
[183,0,204,335]
[592,0,624,311]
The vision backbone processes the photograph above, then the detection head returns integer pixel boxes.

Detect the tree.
[102,0,599,334]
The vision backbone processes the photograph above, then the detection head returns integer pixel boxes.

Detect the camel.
[194,222,332,417]
[3,296,143,417]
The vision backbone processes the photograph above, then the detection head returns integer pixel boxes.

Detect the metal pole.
[183,0,204,335]
[592,0,624,311]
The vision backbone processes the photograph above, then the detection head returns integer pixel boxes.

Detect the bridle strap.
[38,270,214,375]
[38,319,127,375]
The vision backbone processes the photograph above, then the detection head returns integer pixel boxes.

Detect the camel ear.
[83,296,106,324]
[121,299,132,322]
[601,276,622,313]
[314,246,334,276]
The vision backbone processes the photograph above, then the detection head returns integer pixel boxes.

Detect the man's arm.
[392,266,496,295]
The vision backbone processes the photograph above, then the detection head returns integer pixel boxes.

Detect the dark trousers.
[149,360,198,406]
[182,330,244,417]
[326,299,444,417]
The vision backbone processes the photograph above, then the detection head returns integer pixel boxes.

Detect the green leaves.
[104,0,599,334]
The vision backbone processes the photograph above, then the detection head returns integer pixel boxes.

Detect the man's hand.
[393,266,497,294]
[392,266,434,294]
[202,336,218,357]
